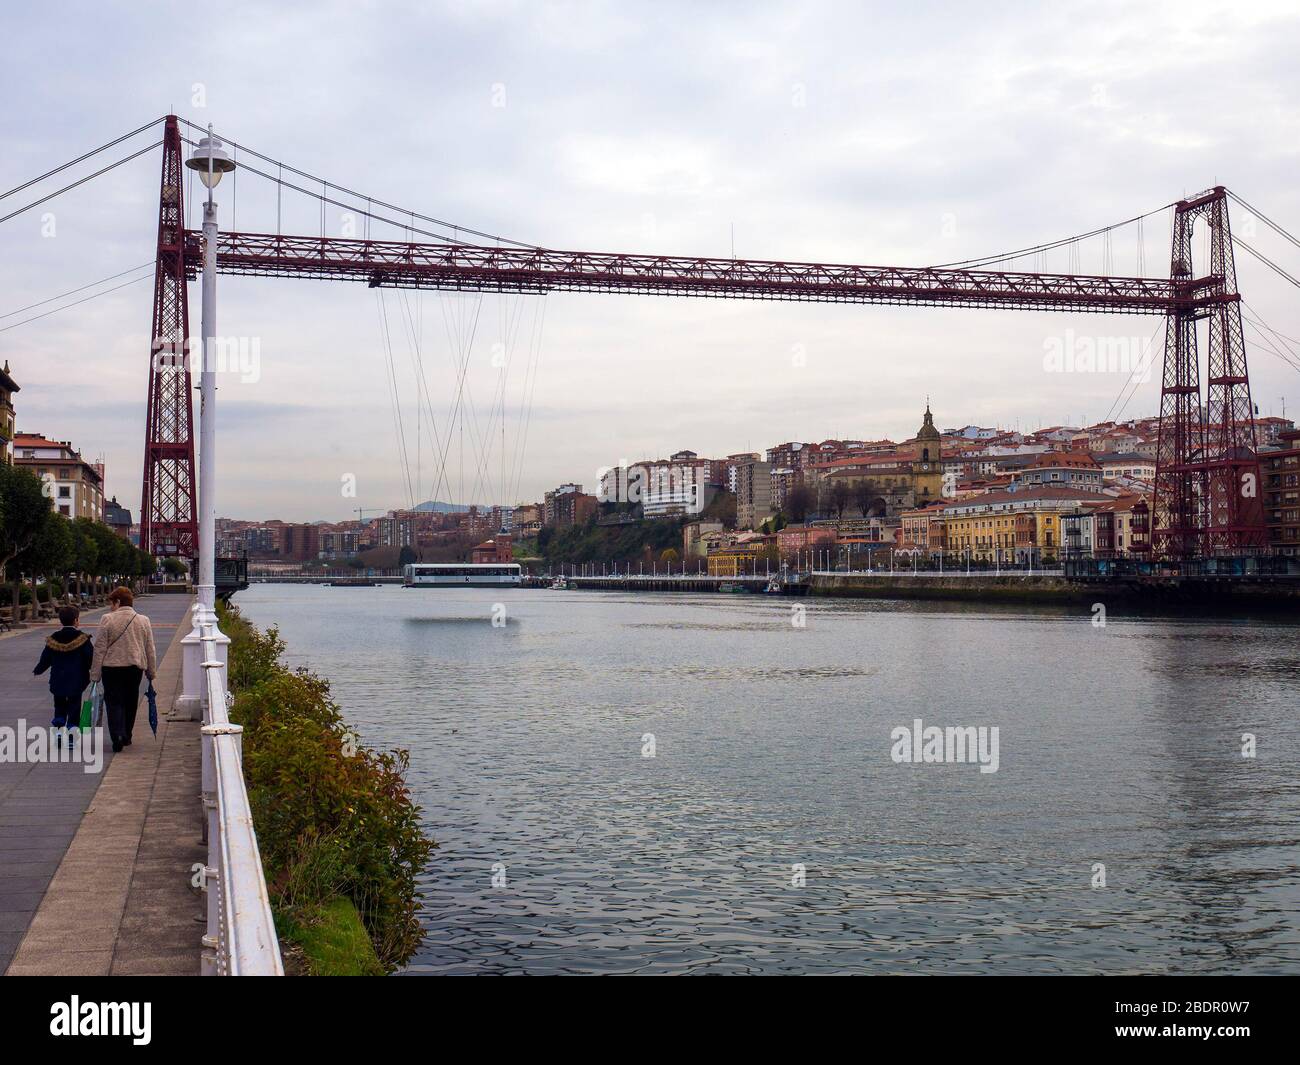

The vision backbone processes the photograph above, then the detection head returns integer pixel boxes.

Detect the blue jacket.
[33,627,94,698]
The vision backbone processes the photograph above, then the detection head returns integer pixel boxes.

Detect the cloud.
[1,0,1297,521]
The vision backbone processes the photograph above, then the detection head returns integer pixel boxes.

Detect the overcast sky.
[2,0,1298,521]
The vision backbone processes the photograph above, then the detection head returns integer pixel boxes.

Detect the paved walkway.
[0,594,201,975]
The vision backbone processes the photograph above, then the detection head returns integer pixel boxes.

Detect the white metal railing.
[199,614,283,976]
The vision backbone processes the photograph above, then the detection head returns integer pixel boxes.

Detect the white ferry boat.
[402,563,522,588]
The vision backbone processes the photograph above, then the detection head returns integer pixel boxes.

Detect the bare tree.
[786,483,813,523]
[829,480,851,524]
[852,479,875,519]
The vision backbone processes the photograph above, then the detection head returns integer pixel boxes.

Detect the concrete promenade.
[1,593,202,975]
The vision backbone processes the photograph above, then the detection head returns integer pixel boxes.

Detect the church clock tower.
[910,402,944,502]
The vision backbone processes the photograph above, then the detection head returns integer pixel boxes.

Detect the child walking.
[33,605,95,747]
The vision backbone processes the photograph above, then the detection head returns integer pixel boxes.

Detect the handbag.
[80,681,99,732]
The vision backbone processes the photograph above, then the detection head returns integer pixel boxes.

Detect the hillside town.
[206,400,1300,575]
[4,349,1297,576]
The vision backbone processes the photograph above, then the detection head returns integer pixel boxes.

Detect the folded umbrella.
[146,681,158,737]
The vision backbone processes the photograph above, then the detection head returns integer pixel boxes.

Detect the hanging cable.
[928,202,1175,271]
[376,290,416,509]
[176,117,539,249]
[508,298,547,505]
[180,142,507,249]
[1097,316,1166,426]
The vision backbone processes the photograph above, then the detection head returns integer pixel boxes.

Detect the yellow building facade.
[942,486,1108,563]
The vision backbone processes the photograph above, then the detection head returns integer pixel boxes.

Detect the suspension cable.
[181,139,504,249]
[1244,320,1300,376]
[177,117,539,249]
[0,262,155,320]
[927,203,1176,271]
[1226,191,1300,252]
[0,141,162,226]
[1232,235,1300,290]
[0,270,154,334]
[0,116,165,202]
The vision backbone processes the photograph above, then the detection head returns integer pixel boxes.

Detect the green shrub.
[218,602,436,972]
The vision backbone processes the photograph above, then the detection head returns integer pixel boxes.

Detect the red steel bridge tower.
[1153,187,1266,558]
[139,116,197,557]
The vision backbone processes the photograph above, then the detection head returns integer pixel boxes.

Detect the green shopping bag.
[79,681,99,732]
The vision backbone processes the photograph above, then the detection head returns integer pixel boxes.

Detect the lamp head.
[186,134,236,189]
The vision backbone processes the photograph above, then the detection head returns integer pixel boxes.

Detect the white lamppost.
[177,128,235,717]
[187,128,235,614]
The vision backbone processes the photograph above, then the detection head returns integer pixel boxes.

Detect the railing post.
[200,858,220,976]
[199,619,282,975]
[201,719,241,976]
[177,601,207,720]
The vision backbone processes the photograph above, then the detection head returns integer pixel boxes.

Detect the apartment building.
[641,460,718,518]
[1012,451,1104,491]
[1098,452,1156,482]
[734,458,773,530]
[943,485,1110,564]
[544,483,597,527]
[104,497,133,539]
[0,361,17,465]
[1060,496,1151,559]
[12,432,104,520]
[1263,428,1300,556]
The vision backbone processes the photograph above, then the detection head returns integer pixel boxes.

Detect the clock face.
[922,463,930,471]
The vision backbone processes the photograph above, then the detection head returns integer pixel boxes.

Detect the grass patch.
[280,897,385,976]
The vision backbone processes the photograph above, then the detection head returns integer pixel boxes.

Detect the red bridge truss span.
[137,116,1265,559]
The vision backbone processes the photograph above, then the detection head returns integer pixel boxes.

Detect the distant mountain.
[413,500,474,513]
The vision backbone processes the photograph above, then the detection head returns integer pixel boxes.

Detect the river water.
[236,584,1300,975]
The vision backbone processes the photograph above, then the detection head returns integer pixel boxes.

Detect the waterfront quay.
[815,570,1300,606]
[245,566,1300,607]
[0,594,202,975]
[567,569,1300,605]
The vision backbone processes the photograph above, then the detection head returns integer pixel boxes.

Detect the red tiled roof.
[945,485,1111,509]
[1024,450,1099,469]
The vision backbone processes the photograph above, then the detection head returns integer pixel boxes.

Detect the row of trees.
[0,462,158,621]
[784,480,887,525]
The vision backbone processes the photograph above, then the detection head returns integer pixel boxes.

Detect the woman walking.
[90,587,158,753]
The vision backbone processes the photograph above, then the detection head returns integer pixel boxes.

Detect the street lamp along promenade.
[177,128,236,716]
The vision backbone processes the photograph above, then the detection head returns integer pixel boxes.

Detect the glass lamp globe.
[186,135,236,188]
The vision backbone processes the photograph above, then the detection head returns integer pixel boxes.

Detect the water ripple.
[238,585,1300,976]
